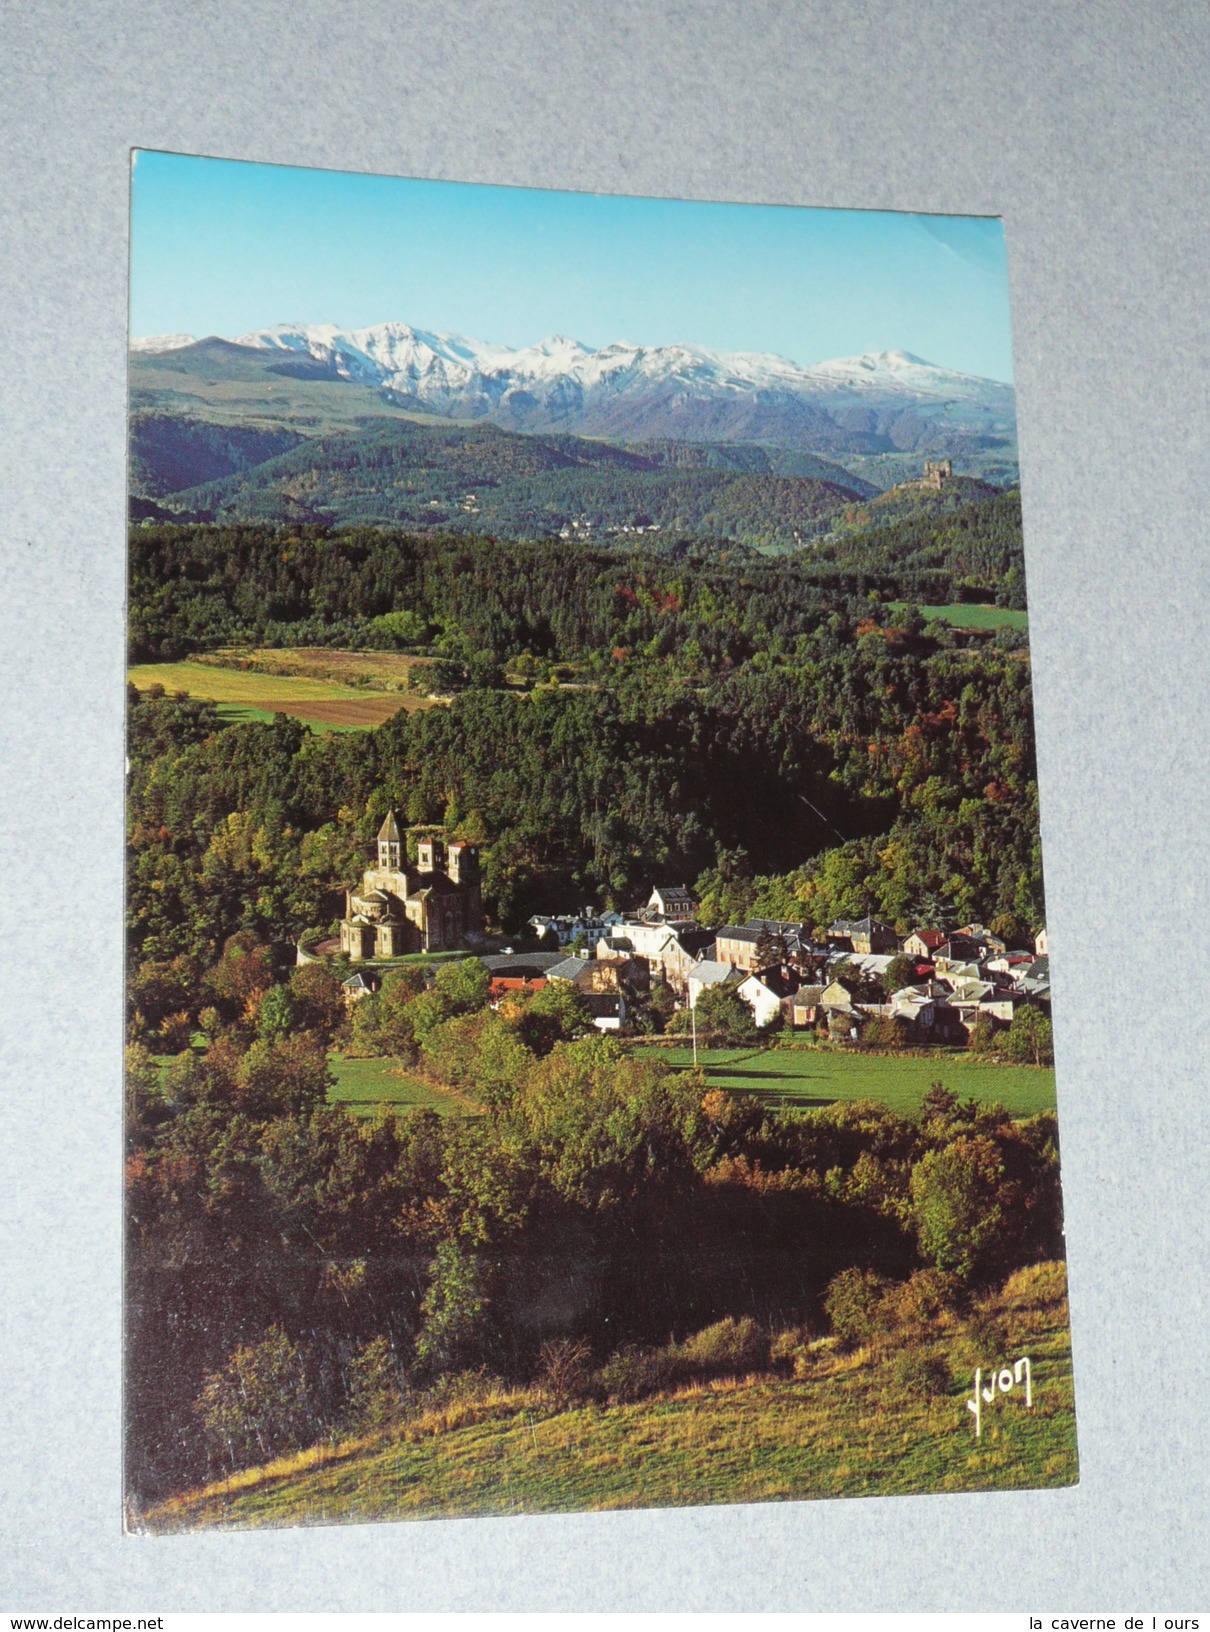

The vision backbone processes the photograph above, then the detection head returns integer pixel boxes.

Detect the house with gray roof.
[686,959,742,1008]
[827,916,898,955]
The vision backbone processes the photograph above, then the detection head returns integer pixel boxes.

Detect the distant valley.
[128,323,1019,546]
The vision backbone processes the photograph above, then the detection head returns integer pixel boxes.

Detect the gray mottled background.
[2,0,1207,1609]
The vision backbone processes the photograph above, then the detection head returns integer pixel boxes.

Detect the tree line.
[128,524,1043,961]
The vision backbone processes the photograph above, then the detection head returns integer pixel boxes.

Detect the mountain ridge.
[133,321,1013,409]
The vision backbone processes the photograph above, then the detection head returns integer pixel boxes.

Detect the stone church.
[339,811,483,960]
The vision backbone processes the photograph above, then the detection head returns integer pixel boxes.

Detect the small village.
[316,813,1051,1051]
[490,892,1049,1047]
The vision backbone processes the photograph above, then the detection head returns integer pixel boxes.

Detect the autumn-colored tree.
[289,960,347,1042]
[235,1034,333,1119]
[203,933,275,1024]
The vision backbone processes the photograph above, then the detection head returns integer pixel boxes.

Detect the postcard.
[124,150,1075,1530]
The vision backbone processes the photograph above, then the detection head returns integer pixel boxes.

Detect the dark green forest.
[128,494,1040,959]
[135,418,872,547]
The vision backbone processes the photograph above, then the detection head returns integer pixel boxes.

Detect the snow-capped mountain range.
[131,321,1014,446]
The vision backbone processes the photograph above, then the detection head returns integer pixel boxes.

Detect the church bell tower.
[377,809,403,872]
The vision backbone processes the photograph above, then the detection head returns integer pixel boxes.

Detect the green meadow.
[327,1053,479,1118]
[888,602,1029,631]
[650,1042,1056,1120]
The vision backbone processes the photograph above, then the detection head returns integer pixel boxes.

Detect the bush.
[196,1327,312,1472]
[345,1335,406,1432]
[1002,1005,1053,1065]
[596,1344,680,1403]
[157,1010,194,1054]
[861,1015,908,1051]
[961,1307,1008,1369]
[692,985,758,1044]
[824,1268,891,1349]
[892,1350,952,1399]
[909,1135,1005,1282]
[874,1268,963,1338]
[537,1338,594,1407]
[676,1315,768,1377]
[967,1018,997,1054]
[770,1325,815,1377]
[998,1260,1067,1311]
[415,1239,492,1377]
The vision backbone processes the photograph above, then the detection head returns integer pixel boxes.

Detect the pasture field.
[327,1053,479,1118]
[128,659,420,731]
[648,1042,1056,1120]
[888,602,1029,631]
[140,1268,1075,1530]
[199,646,433,690]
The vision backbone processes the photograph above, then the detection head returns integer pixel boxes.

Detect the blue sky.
[130,151,1014,381]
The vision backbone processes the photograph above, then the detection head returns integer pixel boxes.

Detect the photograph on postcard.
[124,151,1075,1530]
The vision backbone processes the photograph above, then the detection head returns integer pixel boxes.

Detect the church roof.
[377,809,402,843]
[423,871,461,895]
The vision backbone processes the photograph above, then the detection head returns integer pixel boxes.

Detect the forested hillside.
[135,419,872,549]
[128,498,1041,958]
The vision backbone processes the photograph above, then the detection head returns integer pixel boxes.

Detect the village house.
[788,986,825,1028]
[820,974,862,1014]
[544,958,631,1032]
[978,989,1034,1026]
[481,950,566,1005]
[714,920,818,974]
[902,928,946,959]
[590,948,650,992]
[888,983,939,1034]
[1035,926,1049,957]
[932,936,986,971]
[686,959,742,1008]
[646,884,699,921]
[581,991,627,1033]
[545,953,595,986]
[528,908,622,946]
[737,965,803,1028]
[841,952,898,983]
[547,950,647,997]
[605,919,714,997]
[828,916,898,955]
[952,924,1008,957]
[1015,956,1050,1001]
[340,813,483,960]
[712,925,766,973]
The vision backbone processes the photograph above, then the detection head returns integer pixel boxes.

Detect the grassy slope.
[888,602,1029,631]
[327,1054,477,1118]
[142,1271,1075,1531]
[128,661,417,731]
[651,1043,1056,1120]
[331,1042,1057,1123]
